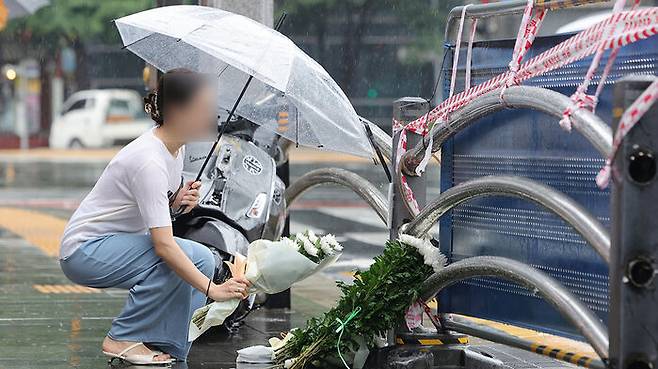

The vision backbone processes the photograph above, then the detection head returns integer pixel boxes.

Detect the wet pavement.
[0,149,593,369]
[0,223,331,369]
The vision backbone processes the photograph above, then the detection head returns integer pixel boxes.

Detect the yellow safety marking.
[33,284,99,294]
[579,357,594,367]
[555,349,568,360]
[418,339,443,345]
[460,314,597,357]
[395,338,404,345]
[0,207,67,257]
[457,337,469,344]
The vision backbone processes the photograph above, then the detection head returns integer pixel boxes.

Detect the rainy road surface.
[0,148,591,368]
[0,148,401,368]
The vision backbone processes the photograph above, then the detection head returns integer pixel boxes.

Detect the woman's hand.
[174,180,201,214]
[208,277,252,302]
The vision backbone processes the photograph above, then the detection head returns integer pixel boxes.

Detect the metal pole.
[608,75,658,369]
[390,98,428,239]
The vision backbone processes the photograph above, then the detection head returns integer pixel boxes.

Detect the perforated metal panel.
[439,34,658,338]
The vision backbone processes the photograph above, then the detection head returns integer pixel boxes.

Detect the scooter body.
[172,124,287,333]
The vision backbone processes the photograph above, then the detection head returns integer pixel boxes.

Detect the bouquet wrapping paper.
[190,236,340,341]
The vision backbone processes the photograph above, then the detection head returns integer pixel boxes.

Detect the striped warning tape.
[395,336,469,346]
[530,343,595,367]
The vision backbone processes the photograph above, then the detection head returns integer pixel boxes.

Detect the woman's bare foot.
[102,336,171,362]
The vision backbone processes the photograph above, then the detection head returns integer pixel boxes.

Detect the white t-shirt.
[59,128,184,260]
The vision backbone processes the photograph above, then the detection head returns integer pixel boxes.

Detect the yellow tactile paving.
[33,284,99,294]
[0,207,67,257]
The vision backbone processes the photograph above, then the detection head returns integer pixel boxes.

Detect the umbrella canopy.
[115,5,373,158]
[4,0,49,19]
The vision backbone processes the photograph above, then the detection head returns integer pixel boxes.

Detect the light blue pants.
[60,233,215,361]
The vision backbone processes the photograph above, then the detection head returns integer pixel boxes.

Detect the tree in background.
[0,0,153,136]
[4,0,152,90]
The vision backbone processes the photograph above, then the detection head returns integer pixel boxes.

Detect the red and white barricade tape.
[596,78,658,189]
[559,0,641,131]
[394,3,479,216]
[501,0,547,98]
[396,7,658,214]
[410,8,658,132]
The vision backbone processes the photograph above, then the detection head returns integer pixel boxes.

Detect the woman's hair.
[144,68,209,126]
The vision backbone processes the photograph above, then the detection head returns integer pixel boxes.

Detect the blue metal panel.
[439,34,658,338]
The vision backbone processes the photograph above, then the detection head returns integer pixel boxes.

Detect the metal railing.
[419,256,609,360]
[283,8,616,362]
[285,167,389,224]
[401,86,612,176]
[445,0,608,42]
[404,175,610,263]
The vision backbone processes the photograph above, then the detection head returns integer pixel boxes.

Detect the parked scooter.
[172,117,287,334]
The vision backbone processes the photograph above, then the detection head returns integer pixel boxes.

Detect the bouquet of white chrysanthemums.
[189,231,342,341]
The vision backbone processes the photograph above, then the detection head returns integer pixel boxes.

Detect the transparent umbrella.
[114,5,373,158]
[4,0,48,19]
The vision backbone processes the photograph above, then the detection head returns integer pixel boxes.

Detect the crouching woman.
[59,69,250,364]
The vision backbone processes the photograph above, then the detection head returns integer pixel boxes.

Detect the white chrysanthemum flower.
[307,230,319,244]
[399,234,424,249]
[319,238,334,255]
[321,234,342,251]
[302,238,318,257]
[295,232,308,246]
[398,234,446,273]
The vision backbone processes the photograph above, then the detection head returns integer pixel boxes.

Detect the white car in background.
[49,89,153,149]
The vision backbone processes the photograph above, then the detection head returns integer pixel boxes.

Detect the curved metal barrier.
[401,86,612,175]
[285,167,388,224]
[404,175,610,263]
[420,256,609,360]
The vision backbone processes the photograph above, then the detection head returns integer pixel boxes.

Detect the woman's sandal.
[103,342,175,365]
